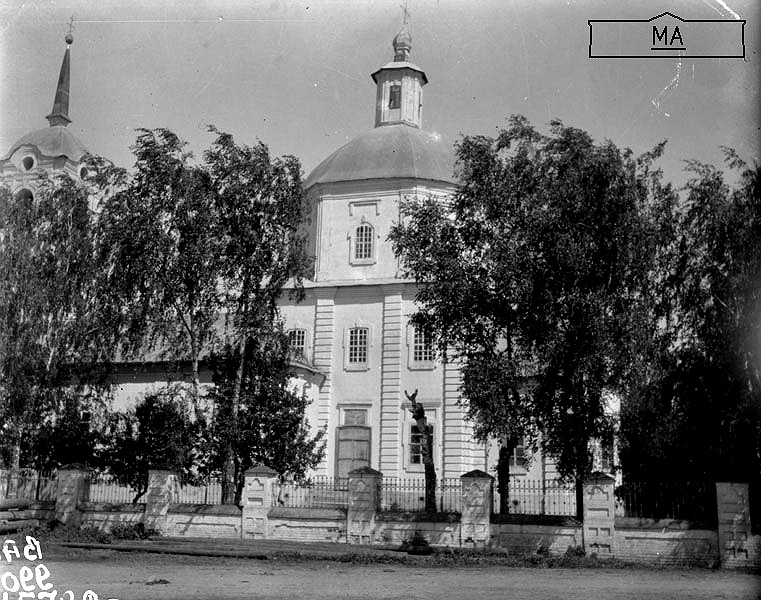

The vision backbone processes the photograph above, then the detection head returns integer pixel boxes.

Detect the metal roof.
[305,123,456,189]
[4,125,88,162]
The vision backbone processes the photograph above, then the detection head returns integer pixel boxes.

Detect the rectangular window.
[288,328,307,359]
[348,327,369,364]
[412,326,434,363]
[410,424,432,464]
[509,438,526,468]
[355,224,373,260]
[389,85,401,109]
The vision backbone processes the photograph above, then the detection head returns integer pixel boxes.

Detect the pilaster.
[313,288,336,474]
[442,354,468,478]
[379,285,403,475]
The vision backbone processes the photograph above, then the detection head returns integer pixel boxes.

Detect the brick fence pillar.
[583,472,616,558]
[241,465,277,539]
[55,464,89,526]
[143,469,179,533]
[347,467,382,545]
[716,482,756,569]
[460,470,493,548]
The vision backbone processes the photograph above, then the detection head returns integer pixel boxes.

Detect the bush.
[400,530,433,555]
[109,522,158,540]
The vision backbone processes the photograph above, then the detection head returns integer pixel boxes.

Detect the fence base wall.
[615,524,719,567]
[375,517,460,547]
[493,523,582,555]
[79,502,146,531]
[269,508,346,543]
[165,505,242,538]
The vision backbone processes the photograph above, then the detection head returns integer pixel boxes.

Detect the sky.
[0,0,758,188]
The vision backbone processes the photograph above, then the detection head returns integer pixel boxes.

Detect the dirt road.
[30,553,761,600]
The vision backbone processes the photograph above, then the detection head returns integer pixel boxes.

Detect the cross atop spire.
[393,2,412,62]
[46,26,74,127]
[401,0,410,26]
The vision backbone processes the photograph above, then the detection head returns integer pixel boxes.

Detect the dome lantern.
[370,13,427,129]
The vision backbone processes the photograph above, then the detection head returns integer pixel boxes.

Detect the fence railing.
[0,469,57,501]
[272,477,349,509]
[177,478,223,505]
[381,478,462,513]
[615,481,717,524]
[86,472,146,504]
[493,479,577,516]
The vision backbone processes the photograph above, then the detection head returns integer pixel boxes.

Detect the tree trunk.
[423,426,437,513]
[406,391,437,513]
[221,338,247,505]
[575,476,584,522]
[497,443,513,514]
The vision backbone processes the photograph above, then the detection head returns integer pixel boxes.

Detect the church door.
[335,426,371,479]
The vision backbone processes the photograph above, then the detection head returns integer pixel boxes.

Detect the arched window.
[354,223,373,261]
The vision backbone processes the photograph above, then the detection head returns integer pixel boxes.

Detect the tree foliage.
[102,386,205,503]
[620,151,761,483]
[391,116,674,513]
[0,175,112,468]
[207,328,325,503]
[96,127,319,502]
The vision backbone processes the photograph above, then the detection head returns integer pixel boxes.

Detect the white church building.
[2,25,612,484]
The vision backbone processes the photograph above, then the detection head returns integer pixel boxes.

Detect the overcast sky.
[1,0,758,187]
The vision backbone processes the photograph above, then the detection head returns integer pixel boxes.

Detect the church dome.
[305,123,456,188]
[3,125,88,162]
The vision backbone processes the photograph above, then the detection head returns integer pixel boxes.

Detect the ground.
[22,550,761,600]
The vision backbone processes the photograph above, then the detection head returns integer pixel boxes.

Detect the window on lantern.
[389,85,401,109]
[288,328,307,360]
[354,223,373,261]
[348,327,369,365]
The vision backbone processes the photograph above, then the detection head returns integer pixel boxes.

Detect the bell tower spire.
[46,21,74,128]
[370,6,427,129]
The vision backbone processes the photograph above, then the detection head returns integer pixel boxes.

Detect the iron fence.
[493,479,577,516]
[381,477,462,513]
[272,477,349,509]
[614,481,717,524]
[86,472,145,504]
[0,469,57,501]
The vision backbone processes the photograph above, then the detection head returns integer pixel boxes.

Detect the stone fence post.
[241,465,278,539]
[55,464,90,526]
[347,467,382,545]
[582,472,616,558]
[0,468,8,500]
[143,469,179,533]
[460,470,493,548]
[716,482,756,569]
